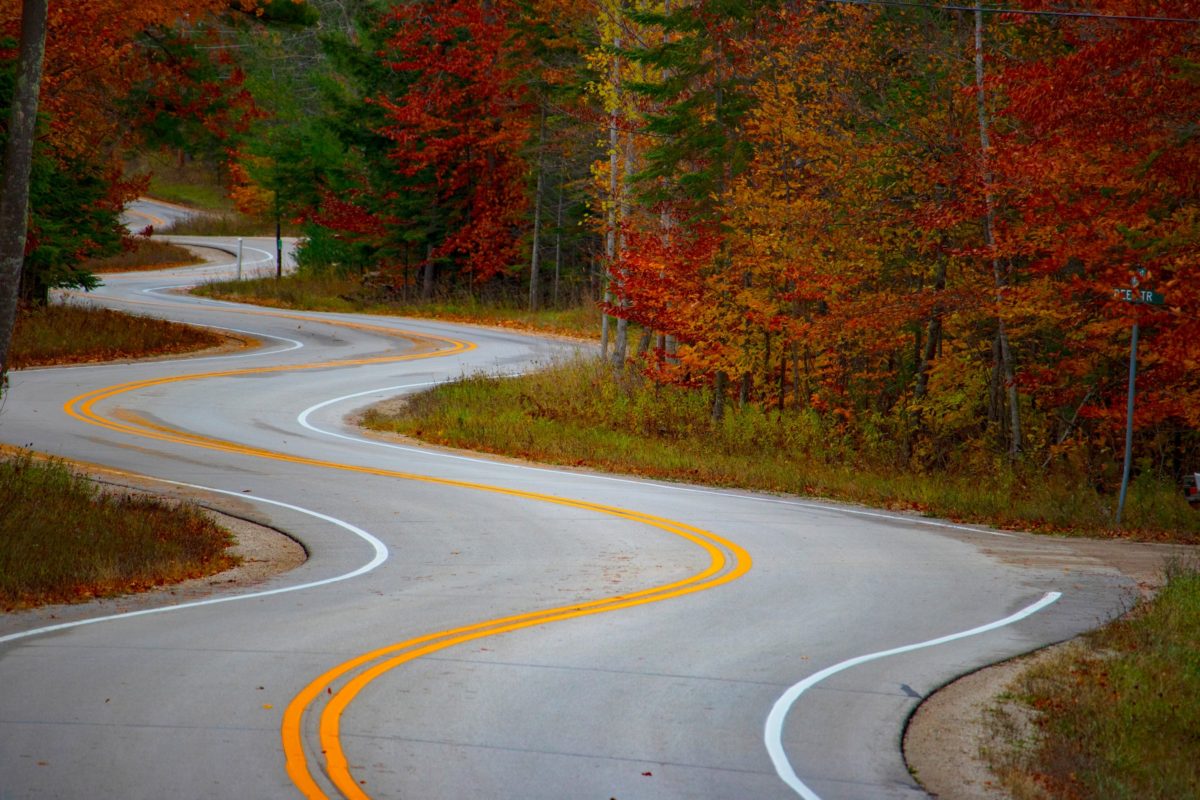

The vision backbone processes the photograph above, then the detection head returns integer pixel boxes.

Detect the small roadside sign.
[1112,287,1165,305]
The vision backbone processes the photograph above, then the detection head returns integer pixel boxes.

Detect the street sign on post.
[1114,267,1165,525]
[1112,287,1164,305]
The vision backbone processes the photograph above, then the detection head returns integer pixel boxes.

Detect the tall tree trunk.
[0,0,48,383]
[528,105,546,311]
[975,4,1022,457]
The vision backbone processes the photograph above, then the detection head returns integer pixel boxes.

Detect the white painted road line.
[764,591,1062,799]
[0,483,388,645]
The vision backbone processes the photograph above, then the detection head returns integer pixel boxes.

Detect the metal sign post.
[1113,268,1164,525]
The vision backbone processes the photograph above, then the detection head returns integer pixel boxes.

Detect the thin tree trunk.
[975,4,1022,457]
[792,345,802,408]
[712,370,728,423]
[602,42,621,359]
[422,242,435,301]
[612,118,635,367]
[636,328,652,357]
[914,260,947,400]
[778,350,787,414]
[528,105,546,311]
[0,0,48,383]
[613,318,628,365]
[553,172,563,307]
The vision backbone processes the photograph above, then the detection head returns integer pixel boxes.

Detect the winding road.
[0,232,1166,799]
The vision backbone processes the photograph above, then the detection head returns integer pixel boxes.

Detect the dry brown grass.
[0,453,238,610]
[83,239,200,273]
[10,303,225,369]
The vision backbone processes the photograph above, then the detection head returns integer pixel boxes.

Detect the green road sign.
[1113,287,1164,305]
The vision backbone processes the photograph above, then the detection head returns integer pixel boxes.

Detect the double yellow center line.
[62,317,751,799]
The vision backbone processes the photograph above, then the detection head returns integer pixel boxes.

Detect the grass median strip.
[11,303,225,368]
[0,453,238,611]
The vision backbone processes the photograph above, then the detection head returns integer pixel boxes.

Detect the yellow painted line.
[62,329,751,800]
[124,208,167,227]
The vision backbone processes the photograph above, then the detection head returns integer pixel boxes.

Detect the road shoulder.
[903,539,1191,799]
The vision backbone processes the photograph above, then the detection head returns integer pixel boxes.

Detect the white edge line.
[763,590,1063,799]
[297,384,1016,538]
[0,481,388,645]
[15,327,303,372]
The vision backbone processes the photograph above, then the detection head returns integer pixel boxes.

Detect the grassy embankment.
[362,357,1200,541]
[129,150,284,236]
[0,453,238,611]
[987,559,1200,799]
[134,150,235,214]
[194,273,603,340]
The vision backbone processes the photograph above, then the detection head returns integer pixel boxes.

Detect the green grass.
[159,211,287,237]
[361,357,1200,540]
[146,180,231,212]
[193,273,604,339]
[193,273,363,312]
[990,559,1200,799]
[130,150,233,213]
[0,453,238,610]
[82,239,200,273]
[11,303,225,369]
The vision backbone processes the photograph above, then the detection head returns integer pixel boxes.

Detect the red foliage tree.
[372,0,532,283]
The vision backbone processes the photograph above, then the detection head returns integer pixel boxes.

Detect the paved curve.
[0,238,1155,799]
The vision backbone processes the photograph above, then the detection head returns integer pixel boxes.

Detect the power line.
[822,0,1200,23]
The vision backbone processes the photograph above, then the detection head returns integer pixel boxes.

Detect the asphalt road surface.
[0,235,1160,799]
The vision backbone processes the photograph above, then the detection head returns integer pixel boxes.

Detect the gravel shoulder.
[903,538,1194,799]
